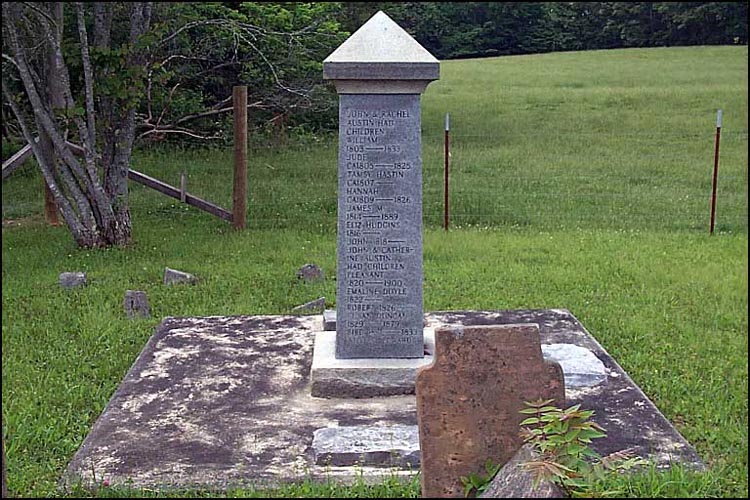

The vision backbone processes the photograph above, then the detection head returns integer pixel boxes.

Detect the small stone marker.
[543,343,607,388]
[323,11,439,359]
[291,297,326,315]
[163,267,197,285]
[323,309,337,331]
[312,424,419,467]
[416,324,565,498]
[124,290,150,318]
[59,271,87,289]
[297,263,325,283]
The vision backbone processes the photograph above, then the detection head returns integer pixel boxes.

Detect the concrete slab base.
[310,323,608,397]
[310,329,434,397]
[61,309,705,494]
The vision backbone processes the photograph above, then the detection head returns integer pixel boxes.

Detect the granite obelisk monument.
[323,11,439,359]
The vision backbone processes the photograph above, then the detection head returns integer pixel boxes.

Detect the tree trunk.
[2,1,140,249]
[40,1,63,227]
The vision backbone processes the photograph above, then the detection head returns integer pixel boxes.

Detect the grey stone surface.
[312,425,419,467]
[478,443,565,498]
[542,343,607,388]
[312,325,607,396]
[323,11,439,92]
[323,310,337,331]
[297,264,324,283]
[334,93,425,359]
[292,297,326,315]
[61,309,705,494]
[59,272,87,289]
[310,330,433,398]
[324,61,439,80]
[326,12,438,360]
[124,290,151,319]
[163,267,197,285]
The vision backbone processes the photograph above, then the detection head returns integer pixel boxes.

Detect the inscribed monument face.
[324,11,439,359]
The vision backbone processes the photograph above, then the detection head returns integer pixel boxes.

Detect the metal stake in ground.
[444,112,450,231]
[709,109,722,235]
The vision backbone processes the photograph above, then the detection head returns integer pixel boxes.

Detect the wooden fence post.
[43,177,59,226]
[232,86,248,230]
[42,2,64,226]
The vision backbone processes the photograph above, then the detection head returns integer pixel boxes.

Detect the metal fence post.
[710,109,722,235]
[444,112,450,231]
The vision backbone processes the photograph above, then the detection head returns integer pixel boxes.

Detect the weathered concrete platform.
[310,329,435,398]
[61,309,704,493]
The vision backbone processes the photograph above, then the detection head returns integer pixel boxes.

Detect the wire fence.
[232,126,748,233]
[2,127,748,234]
[424,128,748,232]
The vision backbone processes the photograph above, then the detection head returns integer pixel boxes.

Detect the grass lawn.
[2,45,748,497]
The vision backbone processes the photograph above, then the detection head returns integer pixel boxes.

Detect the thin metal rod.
[444,112,450,231]
[710,109,722,235]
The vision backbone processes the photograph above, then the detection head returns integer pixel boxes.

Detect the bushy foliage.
[520,399,649,497]
[338,2,748,60]
[7,2,349,149]
[139,2,346,145]
[125,2,346,146]
[3,2,747,147]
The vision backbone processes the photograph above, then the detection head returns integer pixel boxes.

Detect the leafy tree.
[3,2,152,248]
[656,2,748,46]
[136,2,346,144]
[374,2,748,59]
[2,2,346,248]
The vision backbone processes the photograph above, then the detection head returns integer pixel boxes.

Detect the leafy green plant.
[519,399,649,497]
[460,458,502,497]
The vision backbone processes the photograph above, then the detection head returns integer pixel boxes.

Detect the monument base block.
[310,330,435,398]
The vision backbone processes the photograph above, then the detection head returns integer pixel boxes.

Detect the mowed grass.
[7,48,746,233]
[2,46,748,497]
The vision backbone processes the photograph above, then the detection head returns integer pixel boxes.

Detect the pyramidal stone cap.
[324,11,439,93]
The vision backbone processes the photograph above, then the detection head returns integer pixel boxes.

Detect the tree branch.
[75,3,96,150]
[138,127,222,141]
[135,100,265,142]
[5,3,111,226]
[155,83,180,127]
[3,73,90,232]
[19,2,56,26]
[173,100,265,126]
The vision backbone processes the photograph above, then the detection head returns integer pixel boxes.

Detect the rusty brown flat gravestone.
[416,324,565,498]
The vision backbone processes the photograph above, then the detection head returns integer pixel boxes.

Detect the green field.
[2,46,748,497]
